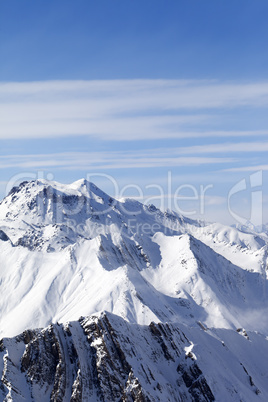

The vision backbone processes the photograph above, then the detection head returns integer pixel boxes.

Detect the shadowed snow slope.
[0,179,267,338]
[1,179,268,401]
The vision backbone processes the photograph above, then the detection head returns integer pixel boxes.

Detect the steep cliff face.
[0,179,268,401]
[1,312,267,402]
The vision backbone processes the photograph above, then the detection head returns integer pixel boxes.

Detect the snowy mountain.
[0,179,267,401]
[1,312,268,402]
[232,221,268,239]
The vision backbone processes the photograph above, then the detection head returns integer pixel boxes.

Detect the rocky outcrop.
[0,180,268,401]
[1,312,267,401]
[0,229,9,242]
[0,313,211,401]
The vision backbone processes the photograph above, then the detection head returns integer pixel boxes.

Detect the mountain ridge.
[1,311,268,402]
[0,179,268,400]
[0,179,267,337]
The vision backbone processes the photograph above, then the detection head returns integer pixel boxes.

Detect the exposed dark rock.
[177,362,215,402]
[0,313,218,401]
[0,229,9,242]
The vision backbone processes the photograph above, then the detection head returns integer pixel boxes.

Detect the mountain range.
[0,179,267,401]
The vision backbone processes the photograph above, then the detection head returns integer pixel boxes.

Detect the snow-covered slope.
[0,179,267,338]
[1,312,267,402]
[0,179,268,401]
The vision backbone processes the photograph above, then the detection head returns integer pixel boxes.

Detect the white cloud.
[203,195,226,206]
[223,165,268,172]
[176,141,268,155]
[0,150,235,170]
[0,113,210,140]
[1,79,268,140]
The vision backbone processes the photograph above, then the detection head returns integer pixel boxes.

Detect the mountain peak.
[6,178,109,200]
[0,179,268,400]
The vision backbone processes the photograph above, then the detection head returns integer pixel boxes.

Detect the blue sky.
[0,0,268,225]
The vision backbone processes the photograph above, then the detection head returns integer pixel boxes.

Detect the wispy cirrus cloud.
[1,79,268,140]
[2,138,267,171]
[223,165,268,172]
[177,141,268,155]
[0,150,236,170]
